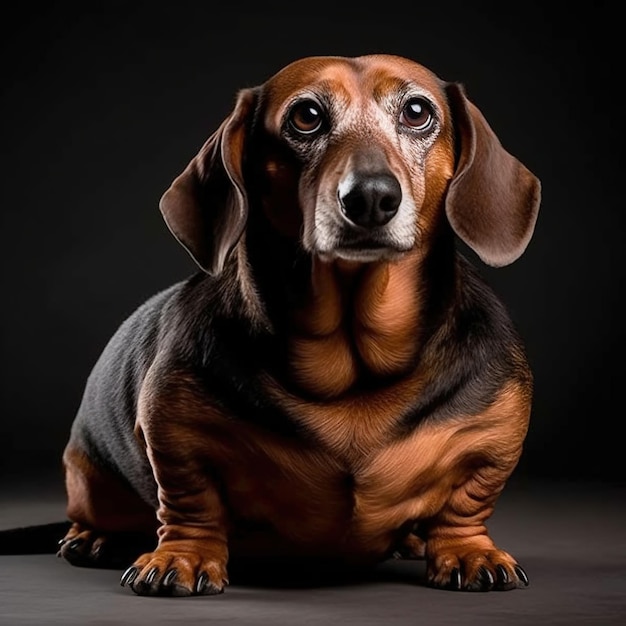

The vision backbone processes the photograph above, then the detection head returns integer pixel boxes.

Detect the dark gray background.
[0,1,622,485]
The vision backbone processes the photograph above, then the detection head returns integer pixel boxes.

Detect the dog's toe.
[514,564,529,587]
[120,565,140,587]
[57,532,92,566]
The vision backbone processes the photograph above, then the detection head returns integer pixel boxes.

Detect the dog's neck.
[287,252,428,398]
[243,209,457,398]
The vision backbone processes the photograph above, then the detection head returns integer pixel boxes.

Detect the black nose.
[340,173,402,228]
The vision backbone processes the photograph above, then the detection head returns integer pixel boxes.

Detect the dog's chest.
[221,440,389,556]
[213,407,459,558]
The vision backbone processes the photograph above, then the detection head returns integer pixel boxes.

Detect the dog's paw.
[121,543,229,597]
[426,547,529,592]
[57,524,155,569]
[392,532,427,560]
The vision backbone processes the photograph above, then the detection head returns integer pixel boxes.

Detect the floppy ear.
[159,88,257,275]
[444,83,541,267]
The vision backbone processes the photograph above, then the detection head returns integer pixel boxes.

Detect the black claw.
[145,567,159,585]
[163,569,177,587]
[514,565,529,586]
[195,572,209,594]
[67,538,83,551]
[480,566,495,590]
[120,566,139,587]
[496,564,509,587]
[450,567,462,590]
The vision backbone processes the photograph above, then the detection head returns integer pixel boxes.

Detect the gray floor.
[1,476,625,626]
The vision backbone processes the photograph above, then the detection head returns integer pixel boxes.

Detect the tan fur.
[63,444,156,533]
[288,252,426,397]
[353,381,531,540]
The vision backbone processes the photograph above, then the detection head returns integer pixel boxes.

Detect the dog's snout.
[340,174,402,228]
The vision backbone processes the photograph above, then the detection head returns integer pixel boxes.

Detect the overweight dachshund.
[57,54,541,596]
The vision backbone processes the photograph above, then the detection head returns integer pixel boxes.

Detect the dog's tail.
[0,522,71,555]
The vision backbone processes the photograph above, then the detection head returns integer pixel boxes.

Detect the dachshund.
[53,54,541,596]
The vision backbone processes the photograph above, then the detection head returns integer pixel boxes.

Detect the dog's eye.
[400,97,433,131]
[289,100,324,135]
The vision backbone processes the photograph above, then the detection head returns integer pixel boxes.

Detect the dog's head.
[160,55,540,275]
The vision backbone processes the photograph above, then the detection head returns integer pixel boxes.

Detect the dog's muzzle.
[339,173,402,229]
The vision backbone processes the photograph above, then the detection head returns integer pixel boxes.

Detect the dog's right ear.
[159,88,258,275]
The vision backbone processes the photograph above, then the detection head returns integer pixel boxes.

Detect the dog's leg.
[59,445,157,568]
[423,466,529,591]
[120,451,230,596]
[121,371,230,597]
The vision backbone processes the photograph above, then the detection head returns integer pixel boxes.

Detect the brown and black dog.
[54,54,540,596]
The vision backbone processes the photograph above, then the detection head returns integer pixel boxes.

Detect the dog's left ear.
[159,88,257,275]
[445,83,541,267]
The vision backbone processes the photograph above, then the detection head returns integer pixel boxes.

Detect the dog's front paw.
[121,540,229,597]
[426,543,529,592]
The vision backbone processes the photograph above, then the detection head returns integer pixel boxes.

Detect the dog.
[51,54,541,596]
